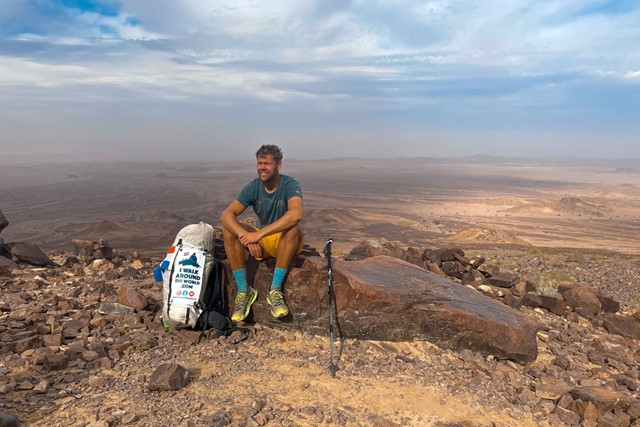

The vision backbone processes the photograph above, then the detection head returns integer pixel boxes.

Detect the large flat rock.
[228,255,539,363]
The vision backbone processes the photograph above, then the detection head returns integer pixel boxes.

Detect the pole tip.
[329,364,337,377]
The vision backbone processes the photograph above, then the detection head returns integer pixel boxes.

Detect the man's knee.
[276,226,303,255]
[222,226,239,243]
[281,225,302,242]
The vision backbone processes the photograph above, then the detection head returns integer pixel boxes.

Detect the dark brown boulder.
[94,246,114,260]
[570,387,631,412]
[117,286,148,312]
[598,294,621,313]
[486,272,518,288]
[0,265,11,277]
[43,353,70,371]
[233,255,539,363]
[0,209,8,234]
[558,283,619,314]
[596,411,630,427]
[424,249,443,266]
[601,313,640,340]
[538,294,568,316]
[440,248,465,262]
[148,363,190,391]
[5,242,54,266]
[441,261,466,279]
[469,256,485,269]
[512,280,535,297]
[453,252,471,266]
[561,286,601,319]
[553,406,580,426]
[521,292,542,309]
[478,264,501,277]
[400,246,426,267]
[627,401,640,419]
[0,254,16,268]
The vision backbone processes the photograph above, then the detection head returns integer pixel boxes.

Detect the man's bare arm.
[220,200,264,257]
[219,200,249,236]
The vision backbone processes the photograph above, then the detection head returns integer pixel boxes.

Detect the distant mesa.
[449,227,530,245]
[553,196,611,217]
[498,196,611,217]
[154,172,171,178]
[66,174,80,179]
[555,196,600,211]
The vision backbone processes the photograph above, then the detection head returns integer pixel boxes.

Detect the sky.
[1,0,639,162]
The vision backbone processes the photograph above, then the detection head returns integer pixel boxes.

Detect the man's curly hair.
[255,145,283,163]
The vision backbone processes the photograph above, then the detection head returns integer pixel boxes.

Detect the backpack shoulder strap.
[195,258,224,331]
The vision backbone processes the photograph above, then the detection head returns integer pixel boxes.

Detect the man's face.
[256,154,281,183]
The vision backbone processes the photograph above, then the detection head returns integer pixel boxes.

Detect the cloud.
[0,0,639,160]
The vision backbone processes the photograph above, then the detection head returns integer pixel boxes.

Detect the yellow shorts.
[251,226,304,260]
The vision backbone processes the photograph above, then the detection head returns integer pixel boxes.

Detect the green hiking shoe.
[231,287,258,322]
[267,289,289,318]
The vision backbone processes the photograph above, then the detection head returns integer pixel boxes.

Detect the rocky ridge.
[1,212,640,426]
[0,244,638,426]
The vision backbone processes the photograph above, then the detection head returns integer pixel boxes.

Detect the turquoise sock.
[232,268,248,293]
[270,267,287,291]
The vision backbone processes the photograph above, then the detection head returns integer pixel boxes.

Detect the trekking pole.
[325,238,337,378]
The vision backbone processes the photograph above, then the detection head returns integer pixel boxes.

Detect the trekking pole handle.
[325,239,333,269]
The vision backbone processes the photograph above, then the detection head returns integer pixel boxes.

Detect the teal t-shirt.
[236,175,302,228]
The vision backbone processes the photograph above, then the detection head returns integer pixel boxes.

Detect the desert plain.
[2,157,639,255]
[1,156,640,426]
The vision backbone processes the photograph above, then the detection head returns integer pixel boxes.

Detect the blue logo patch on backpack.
[178,253,201,268]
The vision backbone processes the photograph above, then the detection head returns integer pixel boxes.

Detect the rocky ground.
[468,245,640,313]
[1,242,640,427]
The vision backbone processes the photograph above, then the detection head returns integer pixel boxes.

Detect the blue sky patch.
[60,0,120,17]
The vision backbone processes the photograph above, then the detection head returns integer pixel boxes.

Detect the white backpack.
[158,222,220,329]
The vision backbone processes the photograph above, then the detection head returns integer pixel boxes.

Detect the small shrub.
[529,270,574,294]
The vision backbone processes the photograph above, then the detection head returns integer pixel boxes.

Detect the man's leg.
[275,225,304,267]
[267,225,303,318]
[222,223,258,321]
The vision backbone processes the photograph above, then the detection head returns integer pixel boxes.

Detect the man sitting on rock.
[220,144,304,321]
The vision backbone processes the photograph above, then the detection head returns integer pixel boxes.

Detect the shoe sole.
[271,309,288,318]
[231,289,258,322]
[267,296,289,318]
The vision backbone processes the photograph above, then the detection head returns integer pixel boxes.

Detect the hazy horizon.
[1,1,639,161]
[1,152,640,169]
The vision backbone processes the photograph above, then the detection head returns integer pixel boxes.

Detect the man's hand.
[246,243,263,259]
[239,230,262,246]
[239,231,264,258]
